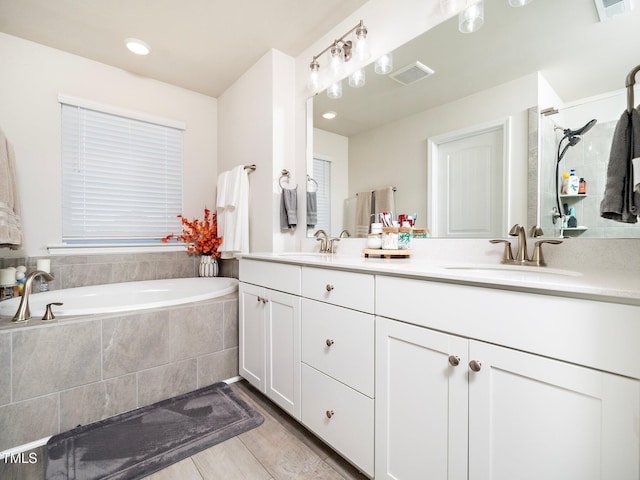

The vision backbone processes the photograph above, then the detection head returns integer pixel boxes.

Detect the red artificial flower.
[161,207,222,257]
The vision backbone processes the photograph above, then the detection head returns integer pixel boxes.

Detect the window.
[60,97,183,243]
[312,158,331,233]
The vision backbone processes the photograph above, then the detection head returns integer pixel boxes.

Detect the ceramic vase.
[198,255,219,277]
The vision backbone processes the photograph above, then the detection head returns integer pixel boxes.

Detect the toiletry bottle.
[578,178,586,194]
[569,169,579,195]
[567,207,578,228]
[560,172,570,195]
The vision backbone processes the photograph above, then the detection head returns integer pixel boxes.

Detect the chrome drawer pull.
[326,410,334,419]
[448,355,460,367]
[326,339,335,347]
[326,284,334,292]
[469,360,482,372]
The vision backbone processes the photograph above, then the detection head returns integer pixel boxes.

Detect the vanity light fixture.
[349,68,366,88]
[125,38,151,55]
[459,0,484,33]
[327,80,343,99]
[322,111,337,120]
[374,52,393,75]
[307,20,370,93]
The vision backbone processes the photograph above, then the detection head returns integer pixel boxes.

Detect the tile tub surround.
[0,251,240,292]
[0,293,239,451]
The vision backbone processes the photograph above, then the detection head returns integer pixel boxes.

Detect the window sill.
[47,243,188,256]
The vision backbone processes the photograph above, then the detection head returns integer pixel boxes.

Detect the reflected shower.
[553,119,598,224]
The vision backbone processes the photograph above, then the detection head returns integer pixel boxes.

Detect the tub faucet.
[12,270,55,322]
[508,224,529,263]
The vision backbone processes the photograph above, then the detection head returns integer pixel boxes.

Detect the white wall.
[0,32,217,257]
[217,49,296,253]
[348,73,538,232]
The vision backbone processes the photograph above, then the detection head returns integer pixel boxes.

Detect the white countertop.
[239,251,640,307]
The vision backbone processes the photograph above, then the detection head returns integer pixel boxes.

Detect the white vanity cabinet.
[376,276,640,480]
[300,267,375,477]
[239,259,301,418]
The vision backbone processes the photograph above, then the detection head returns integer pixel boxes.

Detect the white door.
[265,290,301,419]
[431,126,505,238]
[238,282,265,392]
[376,318,469,480]
[468,340,640,480]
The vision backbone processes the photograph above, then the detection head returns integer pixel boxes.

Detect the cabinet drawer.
[301,363,374,477]
[239,259,301,295]
[301,267,374,313]
[301,299,374,397]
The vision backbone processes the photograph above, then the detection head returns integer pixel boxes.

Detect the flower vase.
[198,255,219,277]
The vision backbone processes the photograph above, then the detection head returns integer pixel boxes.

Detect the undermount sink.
[276,252,329,258]
[441,264,582,279]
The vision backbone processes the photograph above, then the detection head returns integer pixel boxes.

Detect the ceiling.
[0,0,368,97]
[313,0,640,137]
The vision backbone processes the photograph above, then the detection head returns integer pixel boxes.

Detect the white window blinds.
[61,102,183,242]
[313,158,331,233]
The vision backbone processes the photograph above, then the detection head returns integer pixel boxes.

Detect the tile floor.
[0,380,370,480]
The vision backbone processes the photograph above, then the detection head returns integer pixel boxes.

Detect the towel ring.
[279,169,297,189]
[307,175,318,192]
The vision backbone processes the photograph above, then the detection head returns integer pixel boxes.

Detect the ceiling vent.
[390,61,435,86]
[594,0,632,22]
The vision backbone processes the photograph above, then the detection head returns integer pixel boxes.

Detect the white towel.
[217,165,249,257]
[0,127,23,248]
[634,157,640,193]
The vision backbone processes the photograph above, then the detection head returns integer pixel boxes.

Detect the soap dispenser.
[569,169,579,195]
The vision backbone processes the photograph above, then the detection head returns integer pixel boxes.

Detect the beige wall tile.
[197,347,238,387]
[0,332,10,406]
[169,303,223,361]
[0,394,58,451]
[137,358,197,406]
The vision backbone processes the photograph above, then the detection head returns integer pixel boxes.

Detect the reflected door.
[431,126,505,237]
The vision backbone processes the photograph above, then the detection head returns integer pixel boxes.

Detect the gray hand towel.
[600,109,640,223]
[280,187,298,229]
[306,191,317,227]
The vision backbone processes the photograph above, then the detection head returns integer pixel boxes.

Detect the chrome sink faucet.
[509,224,529,263]
[314,229,329,253]
[490,225,562,267]
[12,270,55,322]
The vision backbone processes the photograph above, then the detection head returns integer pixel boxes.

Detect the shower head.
[563,119,597,139]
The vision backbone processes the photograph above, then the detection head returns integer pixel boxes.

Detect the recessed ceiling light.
[322,111,337,120]
[125,38,151,55]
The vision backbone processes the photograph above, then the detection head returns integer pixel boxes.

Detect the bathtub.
[0,277,238,318]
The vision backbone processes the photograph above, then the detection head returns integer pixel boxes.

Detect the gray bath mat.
[45,382,263,480]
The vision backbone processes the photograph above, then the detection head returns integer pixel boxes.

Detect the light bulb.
[374,53,393,75]
[508,0,532,6]
[125,38,151,55]
[329,43,345,79]
[440,0,466,16]
[349,69,366,88]
[353,24,370,61]
[307,60,321,93]
[458,0,484,33]
[327,80,343,99]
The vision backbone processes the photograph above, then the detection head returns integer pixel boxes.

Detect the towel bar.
[626,64,640,113]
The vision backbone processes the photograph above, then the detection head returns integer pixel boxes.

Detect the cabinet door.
[265,290,301,419]
[238,282,265,392]
[376,317,469,480]
[468,340,640,480]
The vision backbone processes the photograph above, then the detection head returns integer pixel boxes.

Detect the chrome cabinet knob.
[448,355,460,367]
[326,284,334,292]
[469,360,482,372]
[326,410,334,419]
[326,339,335,347]
[257,296,262,303]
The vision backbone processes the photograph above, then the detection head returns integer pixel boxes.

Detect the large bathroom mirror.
[308,0,640,238]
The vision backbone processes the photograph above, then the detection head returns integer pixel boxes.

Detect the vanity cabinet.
[376,276,640,480]
[300,267,375,477]
[239,260,301,418]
